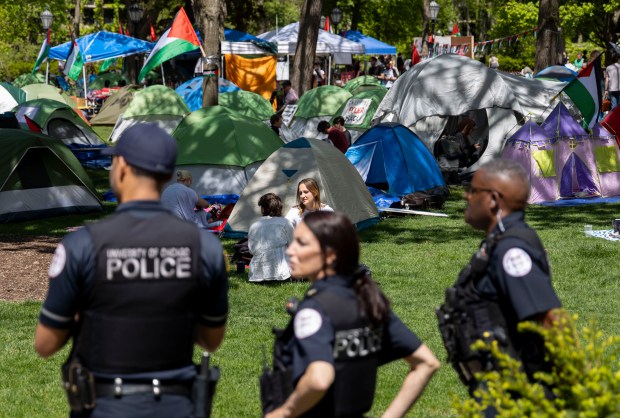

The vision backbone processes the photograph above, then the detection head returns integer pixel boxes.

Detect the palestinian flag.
[32,28,51,74]
[451,23,460,36]
[138,7,200,81]
[563,55,603,129]
[63,40,84,81]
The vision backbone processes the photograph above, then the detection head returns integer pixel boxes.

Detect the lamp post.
[128,2,144,84]
[40,7,53,84]
[429,0,440,57]
[330,7,342,35]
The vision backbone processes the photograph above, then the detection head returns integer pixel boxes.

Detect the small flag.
[99,58,116,73]
[138,7,201,82]
[411,44,421,66]
[451,23,460,36]
[63,40,84,81]
[24,115,42,133]
[150,22,157,41]
[32,28,51,74]
[562,55,603,129]
[324,16,330,32]
[119,21,125,35]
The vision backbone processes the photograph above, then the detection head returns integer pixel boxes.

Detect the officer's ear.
[490,191,500,209]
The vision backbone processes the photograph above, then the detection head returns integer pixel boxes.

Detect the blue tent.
[534,65,577,82]
[49,31,154,63]
[345,123,445,196]
[175,77,240,111]
[342,30,396,55]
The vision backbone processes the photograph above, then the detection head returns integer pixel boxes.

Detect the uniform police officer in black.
[34,124,228,418]
[266,211,439,418]
[437,159,562,396]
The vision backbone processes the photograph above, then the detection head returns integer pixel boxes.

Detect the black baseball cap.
[101,123,177,175]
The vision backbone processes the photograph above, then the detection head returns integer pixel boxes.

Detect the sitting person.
[161,170,222,229]
[247,193,293,282]
[285,178,334,228]
[435,118,481,182]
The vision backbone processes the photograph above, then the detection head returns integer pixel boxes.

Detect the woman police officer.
[266,211,439,418]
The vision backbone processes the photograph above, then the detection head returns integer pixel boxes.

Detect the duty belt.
[95,377,193,398]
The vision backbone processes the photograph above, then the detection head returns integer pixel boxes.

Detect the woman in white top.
[285,178,334,228]
[248,193,294,282]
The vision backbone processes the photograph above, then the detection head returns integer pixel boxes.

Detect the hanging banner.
[342,98,372,126]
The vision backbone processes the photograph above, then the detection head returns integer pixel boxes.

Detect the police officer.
[266,211,439,418]
[437,159,562,395]
[34,124,228,418]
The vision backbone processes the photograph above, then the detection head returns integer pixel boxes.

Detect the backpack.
[402,187,449,210]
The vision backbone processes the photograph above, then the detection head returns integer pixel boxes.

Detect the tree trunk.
[291,0,323,97]
[534,0,559,73]
[193,0,226,107]
[73,0,81,39]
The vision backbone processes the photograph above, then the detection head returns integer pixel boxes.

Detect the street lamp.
[40,6,54,31]
[330,7,342,34]
[429,0,440,57]
[129,2,144,27]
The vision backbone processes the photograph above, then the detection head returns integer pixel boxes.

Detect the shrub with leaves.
[457,309,620,417]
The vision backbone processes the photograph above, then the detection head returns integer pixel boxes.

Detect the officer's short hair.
[129,166,172,183]
[258,193,283,217]
[480,159,530,193]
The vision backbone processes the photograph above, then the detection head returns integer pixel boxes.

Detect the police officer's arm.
[266,361,335,418]
[35,232,93,359]
[194,232,228,352]
[382,344,440,418]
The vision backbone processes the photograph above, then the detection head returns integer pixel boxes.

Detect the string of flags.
[432,26,541,55]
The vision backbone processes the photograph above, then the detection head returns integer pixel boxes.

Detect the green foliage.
[457,309,620,416]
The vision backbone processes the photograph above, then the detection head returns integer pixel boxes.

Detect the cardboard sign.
[281,105,297,127]
[342,99,372,126]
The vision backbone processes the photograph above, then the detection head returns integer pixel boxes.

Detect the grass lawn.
[1,170,619,417]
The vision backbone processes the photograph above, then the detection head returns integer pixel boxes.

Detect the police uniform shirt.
[475,211,561,322]
[40,201,228,347]
[290,275,421,383]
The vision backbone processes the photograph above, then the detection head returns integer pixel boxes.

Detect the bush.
[457,309,620,417]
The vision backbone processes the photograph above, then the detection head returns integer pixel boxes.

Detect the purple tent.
[503,120,559,203]
[542,103,601,199]
[591,124,620,197]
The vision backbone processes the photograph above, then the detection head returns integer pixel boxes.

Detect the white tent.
[373,54,567,170]
[258,22,365,55]
[224,137,379,237]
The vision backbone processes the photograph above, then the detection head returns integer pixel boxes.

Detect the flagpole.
[45,61,50,84]
[160,64,166,86]
[82,65,88,100]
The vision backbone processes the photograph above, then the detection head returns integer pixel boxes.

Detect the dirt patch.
[0,235,61,301]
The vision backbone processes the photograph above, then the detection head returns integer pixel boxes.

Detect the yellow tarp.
[532,149,556,177]
[225,55,276,107]
[594,146,620,173]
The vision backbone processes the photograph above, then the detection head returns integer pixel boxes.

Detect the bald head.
[478,159,529,210]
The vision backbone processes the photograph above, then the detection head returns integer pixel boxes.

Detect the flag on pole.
[119,21,125,35]
[138,7,200,81]
[63,40,84,81]
[411,44,421,66]
[451,23,460,36]
[562,55,603,129]
[99,58,116,72]
[324,16,330,32]
[32,28,51,74]
[150,22,157,41]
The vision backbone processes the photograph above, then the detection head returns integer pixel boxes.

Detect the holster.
[61,360,96,413]
[193,354,220,418]
[260,326,294,415]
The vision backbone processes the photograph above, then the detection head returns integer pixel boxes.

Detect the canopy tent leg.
[45,61,50,85]
[328,55,332,86]
[161,64,166,86]
[82,65,88,100]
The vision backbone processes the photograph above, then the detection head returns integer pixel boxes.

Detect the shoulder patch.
[502,247,532,277]
[48,244,67,279]
[294,308,322,339]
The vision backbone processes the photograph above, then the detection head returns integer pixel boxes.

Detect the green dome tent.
[219,90,274,121]
[225,137,379,237]
[90,85,138,141]
[0,129,103,222]
[343,75,384,95]
[13,73,46,88]
[13,99,104,147]
[22,83,77,108]
[0,82,26,113]
[331,88,387,143]
[285,85,352,141]
[110,85,190,142]
[172,106,284,196]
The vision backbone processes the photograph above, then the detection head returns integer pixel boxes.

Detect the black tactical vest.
[300,286,382,418]
[75,209,201,374]
[437,225,550,388]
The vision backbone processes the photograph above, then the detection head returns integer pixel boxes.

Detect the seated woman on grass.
[285,178,333,228]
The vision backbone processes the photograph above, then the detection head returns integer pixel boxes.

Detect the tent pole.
[45,61,50,84]
[160,64,166,86]
[328,55,332,85]
[82,65,88,100]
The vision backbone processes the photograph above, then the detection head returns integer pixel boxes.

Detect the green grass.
[2,179,620,417]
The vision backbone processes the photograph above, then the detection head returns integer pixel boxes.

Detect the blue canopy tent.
[176,76,240,111]
[342,30,396,55]
[345,123,445,196]
[49,31,154,62]
[49,32,154,99]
